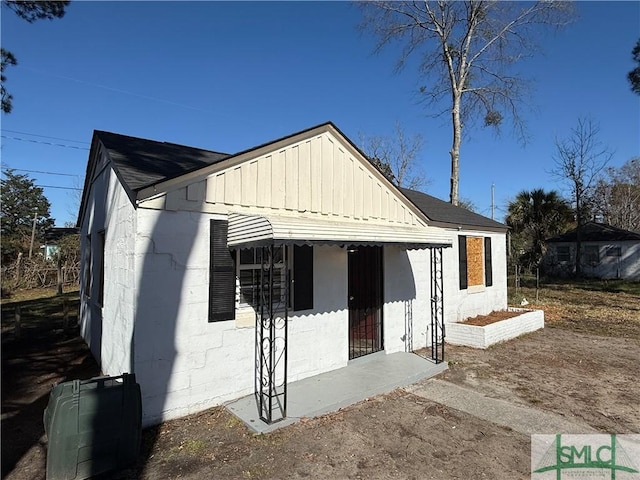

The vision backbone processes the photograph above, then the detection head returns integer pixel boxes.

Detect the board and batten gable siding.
[139,130,428,230]
[444,229,507,323]
[79,158,137,375]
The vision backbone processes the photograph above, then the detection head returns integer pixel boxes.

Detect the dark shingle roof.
[400,188,507,232]
[547,221,640,242]
[96,130,230,192]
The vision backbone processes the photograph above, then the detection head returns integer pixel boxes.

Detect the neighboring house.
[41,227,79,260]
[544,221,640,280]
[77,122,507,426]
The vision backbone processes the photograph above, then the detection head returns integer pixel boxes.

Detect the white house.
[77,122,508,426]
[544,221,640,280]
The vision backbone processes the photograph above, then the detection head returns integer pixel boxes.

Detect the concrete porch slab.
[225,351,447,434]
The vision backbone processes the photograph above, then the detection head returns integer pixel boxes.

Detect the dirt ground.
[2,284,639,480]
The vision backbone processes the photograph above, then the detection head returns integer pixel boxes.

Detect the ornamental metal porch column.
[430,247,445,363]
[254,244,289,424]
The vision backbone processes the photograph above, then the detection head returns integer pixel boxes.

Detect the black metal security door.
[348,246,383,360]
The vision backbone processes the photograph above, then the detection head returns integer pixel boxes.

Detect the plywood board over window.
[459,235,492,290]
[467,236,484,287]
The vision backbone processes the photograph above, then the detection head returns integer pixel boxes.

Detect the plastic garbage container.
[43,373,141,480]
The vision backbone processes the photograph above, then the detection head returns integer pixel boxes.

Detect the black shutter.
[458,235,468,290]
[293,245,313,311]
[484,237,493,287]
[209,220,235,322]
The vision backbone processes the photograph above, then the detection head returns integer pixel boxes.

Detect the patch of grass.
[225,415,244,429]
[447,359,466,369]
[1,288,81,337]
[1,286,79,304]
[242,464,273,478]
[508,280,640,340]
[180,439,207,454]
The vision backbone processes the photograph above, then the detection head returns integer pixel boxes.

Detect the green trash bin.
[43,373,142,480]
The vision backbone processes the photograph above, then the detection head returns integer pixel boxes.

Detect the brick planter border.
[446,308,544,349]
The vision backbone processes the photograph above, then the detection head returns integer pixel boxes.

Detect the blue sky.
[1,1,639,226]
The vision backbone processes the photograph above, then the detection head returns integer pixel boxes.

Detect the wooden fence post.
[63,298,69,332]
[14,253,22,284]
[15,305,21,339]
[57,254,64,295]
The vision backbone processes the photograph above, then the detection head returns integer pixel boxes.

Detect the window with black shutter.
[459,235,494,290]
[236,244,314,312]
[209,219,235,322]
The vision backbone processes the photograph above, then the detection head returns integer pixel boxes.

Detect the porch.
[225,351,448,434]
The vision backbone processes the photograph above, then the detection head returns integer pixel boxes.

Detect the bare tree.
[552,118,613,277]
[457,198,477,212]
[593,157,640,231]
[359,1,574,205]
[359,122,430,190]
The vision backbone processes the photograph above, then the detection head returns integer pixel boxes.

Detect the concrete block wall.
[79,164,137,371]
[384,247,431,353]
[100,170,137,377]
[286,246,348,382]
[446,308,544,349]
[132,210,353,425]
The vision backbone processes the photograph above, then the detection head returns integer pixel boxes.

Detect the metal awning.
[227,212,452,249]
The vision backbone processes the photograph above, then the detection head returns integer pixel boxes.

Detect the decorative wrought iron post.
[430,247,445,363]
[255,244,288,424]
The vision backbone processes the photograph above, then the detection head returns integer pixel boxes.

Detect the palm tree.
[506,189,573,270]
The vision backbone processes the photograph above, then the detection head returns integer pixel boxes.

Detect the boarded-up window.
[467,237,484,287]
[459,235,493,290]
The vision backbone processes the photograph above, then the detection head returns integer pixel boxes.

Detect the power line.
[1,135,90,150]
[19,65,211,113]
[2,129,89,145]
[37,184,82,191]
[4,168,79,177]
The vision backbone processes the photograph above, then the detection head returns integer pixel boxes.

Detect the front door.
[348,246,383,359]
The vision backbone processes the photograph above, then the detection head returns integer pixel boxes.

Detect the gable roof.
[95,130,231,192]
[547,221,640,243]
[401,188,507,232]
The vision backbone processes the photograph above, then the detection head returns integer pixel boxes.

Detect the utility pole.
[491,183,495,220]
[28,209,38,259]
